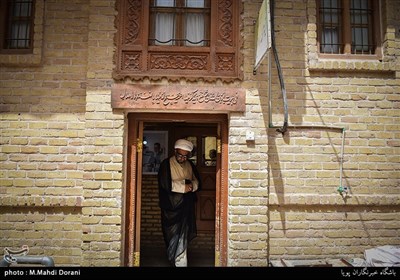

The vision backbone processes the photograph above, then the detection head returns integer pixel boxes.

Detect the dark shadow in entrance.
[141,246,214,267]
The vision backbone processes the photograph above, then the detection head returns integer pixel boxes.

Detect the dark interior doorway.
[124,113,229,267]
[139,121,217,267]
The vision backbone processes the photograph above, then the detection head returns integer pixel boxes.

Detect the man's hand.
[185,183,193,193]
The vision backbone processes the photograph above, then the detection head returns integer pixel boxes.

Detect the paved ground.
[141,247,214,267]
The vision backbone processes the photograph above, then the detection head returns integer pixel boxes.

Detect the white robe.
[170,157,199,193]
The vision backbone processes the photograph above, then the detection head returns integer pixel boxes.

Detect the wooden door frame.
[123,113,229,266]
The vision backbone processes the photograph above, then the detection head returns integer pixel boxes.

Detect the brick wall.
[227,0,400,266]
[0,207,82,266]
[0,0,88,266]
[141,175,164,248]
[82,0,124,266]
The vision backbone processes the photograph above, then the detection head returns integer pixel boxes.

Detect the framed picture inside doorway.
[142,131,168,175]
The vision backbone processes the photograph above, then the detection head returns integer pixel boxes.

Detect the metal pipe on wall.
[0,255,55,267]
[267,0,347,193]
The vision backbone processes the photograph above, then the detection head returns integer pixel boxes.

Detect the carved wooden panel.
[216,54,234,72]
[202,174,216,191]
[122,0,142,46]
[114,0,242,82]
[199,193,216,221]
[217,0,234,47]
[122,52,142,71]
[150,53,209,71]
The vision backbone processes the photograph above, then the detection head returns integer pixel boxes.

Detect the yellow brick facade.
[0,0,399,266]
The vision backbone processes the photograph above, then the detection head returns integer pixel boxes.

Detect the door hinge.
[217,139,221,154]
[137,138,143,153]
[133,251,140,267]
[215,250,220,267]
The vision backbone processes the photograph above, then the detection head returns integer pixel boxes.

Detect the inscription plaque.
[111,84,245,112]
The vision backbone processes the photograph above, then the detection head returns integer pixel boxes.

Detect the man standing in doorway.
[157,139,202,267]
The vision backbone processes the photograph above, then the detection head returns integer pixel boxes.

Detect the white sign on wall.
[254,0,271,72]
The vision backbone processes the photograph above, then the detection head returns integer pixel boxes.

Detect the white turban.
[174,139,193,152]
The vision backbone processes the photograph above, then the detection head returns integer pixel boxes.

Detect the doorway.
[124,113,229,267]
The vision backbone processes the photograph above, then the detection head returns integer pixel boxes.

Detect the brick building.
[0,0,399,267]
